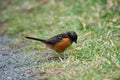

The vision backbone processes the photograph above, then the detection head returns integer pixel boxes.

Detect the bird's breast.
[53,38,71,53]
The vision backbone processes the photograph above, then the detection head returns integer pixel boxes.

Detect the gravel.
[0,36,37,80]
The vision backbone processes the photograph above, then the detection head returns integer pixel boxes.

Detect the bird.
[26,31,78,60]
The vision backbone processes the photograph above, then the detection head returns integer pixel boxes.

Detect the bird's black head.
[66,31,78,43]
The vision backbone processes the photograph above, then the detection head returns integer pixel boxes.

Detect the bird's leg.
[57,53,63,62]
[53,51,63,61]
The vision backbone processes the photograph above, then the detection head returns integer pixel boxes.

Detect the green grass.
[1,0,120,80]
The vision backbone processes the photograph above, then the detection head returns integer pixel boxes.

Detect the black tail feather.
[26,36,46,42]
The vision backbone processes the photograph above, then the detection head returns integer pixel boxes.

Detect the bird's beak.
[75,40,77,43]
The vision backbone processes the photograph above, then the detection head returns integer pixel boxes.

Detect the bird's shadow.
[48,56,68,61]
[42,53,68,62]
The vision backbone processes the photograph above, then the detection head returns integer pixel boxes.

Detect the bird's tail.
[26,36,46,42]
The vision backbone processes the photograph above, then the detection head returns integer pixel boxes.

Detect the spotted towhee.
[26,31,78,60]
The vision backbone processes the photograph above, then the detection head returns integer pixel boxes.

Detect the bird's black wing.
[45,33,68,45]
